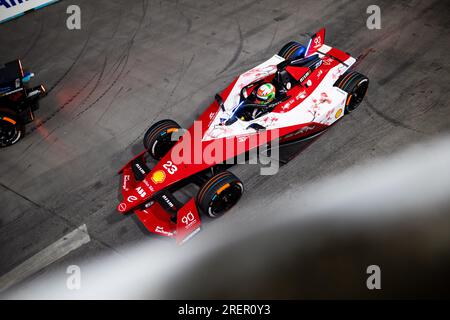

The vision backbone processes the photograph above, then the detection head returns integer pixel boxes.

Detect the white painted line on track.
[0,224,91,293]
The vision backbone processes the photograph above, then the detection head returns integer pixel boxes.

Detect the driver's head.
[255,83,276,105]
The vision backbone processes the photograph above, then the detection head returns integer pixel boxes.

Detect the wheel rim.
[348,80,368,111]
[0,119,20,147]
[208,183,243,217]
[151,129,177,159]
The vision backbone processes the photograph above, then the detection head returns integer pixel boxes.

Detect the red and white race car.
[117,28,369,243]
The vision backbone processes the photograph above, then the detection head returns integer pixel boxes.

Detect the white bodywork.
[203,44,356,141]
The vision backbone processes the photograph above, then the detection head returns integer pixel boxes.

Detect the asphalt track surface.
[0,0,450,298]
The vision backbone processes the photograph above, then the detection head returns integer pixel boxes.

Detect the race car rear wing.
[304,28,325,58]
[304,28,353,67]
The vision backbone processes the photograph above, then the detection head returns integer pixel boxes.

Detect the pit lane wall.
[0,0,60,24]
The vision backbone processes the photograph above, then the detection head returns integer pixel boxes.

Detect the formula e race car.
[0,59,46,147]
[117,28,369,243]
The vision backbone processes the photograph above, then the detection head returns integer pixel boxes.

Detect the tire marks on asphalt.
[28,69,100,134]
[365,98,427,135]
[46,34,92,94]
[126,52,196,148]
[22,18,45,60]
[72,0,149,120]
[217,21,243,75]
[72,56,109,119]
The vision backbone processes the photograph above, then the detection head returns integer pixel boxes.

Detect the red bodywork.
[117,28,354,243]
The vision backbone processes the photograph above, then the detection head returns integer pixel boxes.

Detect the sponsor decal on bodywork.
[118,203,127,212]
[122,174,131,192]
[151,170,166,184]
[176,199,202,244]
[155,226,174,237]
[0,0,60,24]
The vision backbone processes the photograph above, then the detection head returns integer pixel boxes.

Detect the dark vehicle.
[0,59,46,147]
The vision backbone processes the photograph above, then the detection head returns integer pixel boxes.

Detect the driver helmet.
[255,83,276,105]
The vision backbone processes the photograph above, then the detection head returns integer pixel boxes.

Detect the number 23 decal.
[163,161,177,175]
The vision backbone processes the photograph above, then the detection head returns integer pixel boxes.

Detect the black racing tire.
[197,171,244,218]
[0,108,25,148]
[278,41,304,60]
[334,71,369,114]
[143,119,181,160]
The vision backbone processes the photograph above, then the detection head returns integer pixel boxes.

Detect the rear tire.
[197,171,243,218]
[335,71,369,114]
[278,41,304,60]
[0,108,24,148]
[143,119,181,160]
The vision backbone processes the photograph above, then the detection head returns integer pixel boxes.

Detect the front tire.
[197,171,244,218]
[0,108,24,148]
[335,71,369,114]
[143,119,181,160]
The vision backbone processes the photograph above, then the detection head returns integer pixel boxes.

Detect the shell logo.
[151,170,166,184]
[335,109,343,119]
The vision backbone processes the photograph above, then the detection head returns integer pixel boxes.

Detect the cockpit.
[222,54,323,125]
